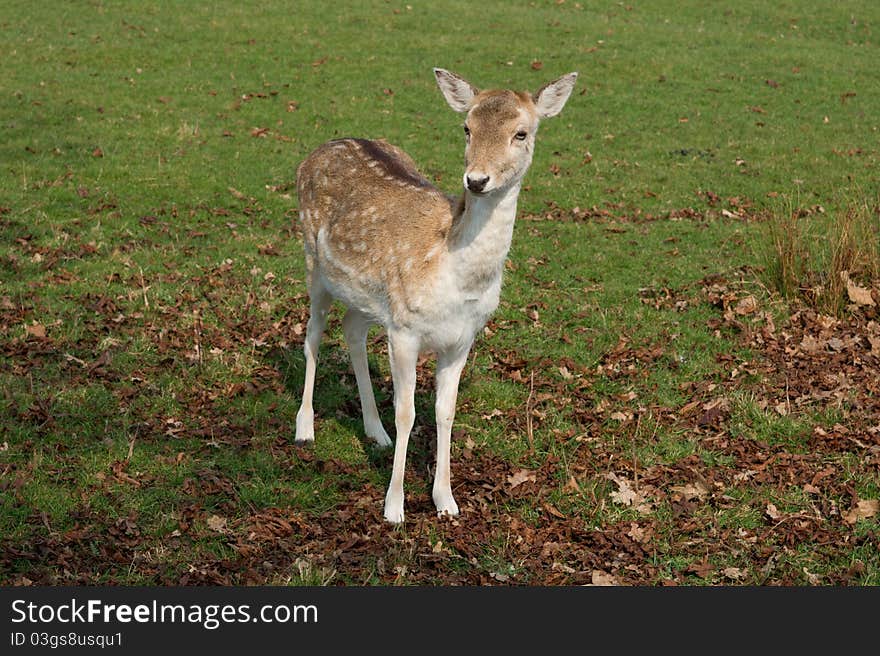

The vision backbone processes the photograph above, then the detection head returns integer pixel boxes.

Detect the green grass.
[2,0,879,586]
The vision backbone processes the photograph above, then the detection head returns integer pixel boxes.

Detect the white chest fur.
[409,184,518,352]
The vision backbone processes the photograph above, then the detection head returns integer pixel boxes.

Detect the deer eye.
[514,131,528,141]
[463,125,471,137]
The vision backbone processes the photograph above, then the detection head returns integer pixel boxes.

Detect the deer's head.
[434,68,577,196]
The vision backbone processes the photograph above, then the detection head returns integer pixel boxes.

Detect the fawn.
[294,67,577,523]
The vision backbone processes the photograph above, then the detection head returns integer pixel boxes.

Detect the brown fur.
[297,137,462,324]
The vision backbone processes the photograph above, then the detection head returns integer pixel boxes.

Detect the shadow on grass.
[265,338,438,477]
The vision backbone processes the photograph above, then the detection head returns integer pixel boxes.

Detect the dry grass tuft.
[764,199,880,316]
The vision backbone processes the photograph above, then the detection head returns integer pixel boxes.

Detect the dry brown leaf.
[842,499,879,525]
[803,568,822,585]
[607,472,639,506]
[826,337,844,352]
[507,469,536,489]
[670,481,710,501]
[799,334,823,353]
[207,515,228,532]
[734,295,759,315]
[765,503,782,520]
[25,323,47,338]
[605,472,654,514]
[543,503,566,519]
[722,567,745,580]
[626,523,647,543]
[590,570,619,586]
[841,271,876,306]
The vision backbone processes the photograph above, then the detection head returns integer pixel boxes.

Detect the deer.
[294,67,577,523]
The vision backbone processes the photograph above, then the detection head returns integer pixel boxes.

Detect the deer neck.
[447,182,521,296]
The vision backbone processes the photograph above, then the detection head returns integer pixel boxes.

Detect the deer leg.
[383,330,420,524]
[294,280,332,443]
[342,308,392,447]
[433,344,471,517]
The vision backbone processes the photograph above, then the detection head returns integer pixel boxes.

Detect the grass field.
[2,1,879,585]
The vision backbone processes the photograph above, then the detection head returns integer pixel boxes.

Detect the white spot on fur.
[424,243,442,262]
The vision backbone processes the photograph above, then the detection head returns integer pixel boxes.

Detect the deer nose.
[466,174,490,193]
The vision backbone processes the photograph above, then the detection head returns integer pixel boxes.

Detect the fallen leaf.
[722,567,745,580]
[207,515,228,532]
[605,472,653,513]
[803,568,822,585]
[590,570,619,586]
[765,503,782,521]
[697,403,726,426]
[507,469,536,489]
[670,481,710,501]
[734,295,759,315]
[626,523,647,543]
[25,323,46,338]
[841,271,876,306]
[799,334,823,354]
[609,477,639,506]
[686,557,714,579]
[842,499,879,525]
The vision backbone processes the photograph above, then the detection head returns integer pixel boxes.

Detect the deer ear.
[434,68,479,113]
[533,72,578,119]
